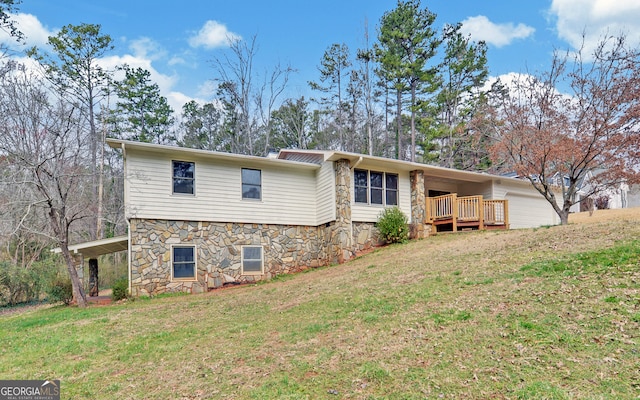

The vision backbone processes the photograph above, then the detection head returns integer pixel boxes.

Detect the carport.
[53,236,129,297]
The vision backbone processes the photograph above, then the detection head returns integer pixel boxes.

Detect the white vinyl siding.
[125,149,319,226]
[351,166,411,223]
[491,180,559,228]
[505,193,559,229]
[316,161,336,224]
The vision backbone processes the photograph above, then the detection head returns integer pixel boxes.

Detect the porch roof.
[52,235,128,259]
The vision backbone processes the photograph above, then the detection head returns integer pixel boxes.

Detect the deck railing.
[426,194,508,231]
[483,199,508,226]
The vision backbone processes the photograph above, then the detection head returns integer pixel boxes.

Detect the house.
[566,170,630,212]
[66,139,560,297]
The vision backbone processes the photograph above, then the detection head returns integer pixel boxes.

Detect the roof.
[52,236,128,259]
[107,139,530,186]
[107,139,321,170]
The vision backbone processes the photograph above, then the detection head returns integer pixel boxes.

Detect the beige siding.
[125,149,319,226]
[492,181,559,228]
[316,161,336,224]
[351,166,412,223]
[424,180,460,196]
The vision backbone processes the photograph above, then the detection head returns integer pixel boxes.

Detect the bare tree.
[0,0,23,60]
[212,35,292,156]
[28,23,114,240]
[490,34,640,224]
[0,65,92,306]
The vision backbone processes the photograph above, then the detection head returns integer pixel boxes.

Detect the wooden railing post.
[478,196,484,230]
[451,193,458,231]
[504,200,509,229]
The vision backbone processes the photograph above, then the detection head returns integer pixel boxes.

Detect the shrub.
[46,278,73,305]
[112,277,129,301]
[376,207,409,244]
[0,261,55,306]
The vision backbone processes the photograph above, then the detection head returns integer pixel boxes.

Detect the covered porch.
[53,235,129,302]
[426,193,509,232]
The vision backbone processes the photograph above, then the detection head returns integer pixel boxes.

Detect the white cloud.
[460,15,535,47]
[129,37,166,61]
[0,13,56,48]
[550,0,640,56]
[188,20,241,49]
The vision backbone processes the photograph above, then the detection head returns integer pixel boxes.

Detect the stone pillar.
[74,255,84,287]
[88,258,99,297]
[331,159,353,263]
[410,169,428,239]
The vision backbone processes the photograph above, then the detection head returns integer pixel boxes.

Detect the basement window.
[242,246,263,275]
[172,246,196,280]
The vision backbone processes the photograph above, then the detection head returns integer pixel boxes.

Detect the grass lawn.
[1,209,639,399]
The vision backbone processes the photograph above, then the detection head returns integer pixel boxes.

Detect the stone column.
[331,159,353,263]
[88,258,99,297]
[410,169,428,239]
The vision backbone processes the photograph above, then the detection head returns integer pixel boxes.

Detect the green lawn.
[1,210,639,399]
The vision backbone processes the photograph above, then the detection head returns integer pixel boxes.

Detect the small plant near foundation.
[376,207,409,244]
[111,277,129,301]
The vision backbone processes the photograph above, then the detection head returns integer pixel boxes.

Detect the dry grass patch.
[1,208,640,399]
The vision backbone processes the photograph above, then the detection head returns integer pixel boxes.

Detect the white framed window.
[172,245,196,280]
[172,160,195,195]
[354,169,398,206]
[241,246,263,275]
[242,168,262,200]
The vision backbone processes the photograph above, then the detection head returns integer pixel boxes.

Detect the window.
[370,171,383,204]
[354,169,398,206]
[242,246,263,274]
[172,246,196,280]
[386,174,398,206]
[354,169,368,203]
[173,161,195,195]
[242,168,261,200]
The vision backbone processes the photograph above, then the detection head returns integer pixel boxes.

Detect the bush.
[112,277,129,301]
[0,261,55,306]
[46,278,73,305]
[376,207,409,244]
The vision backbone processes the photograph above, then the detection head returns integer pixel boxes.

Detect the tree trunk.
[60,245,87,307]
[410,82,416,162]
[396,88,402,160]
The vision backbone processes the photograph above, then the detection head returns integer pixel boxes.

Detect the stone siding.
[410,169,430,239]
[129,219,329,296]
[352,222,383,253]
[329,159,353,263]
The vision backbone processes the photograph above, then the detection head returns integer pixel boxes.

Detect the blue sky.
[2,0,640,113]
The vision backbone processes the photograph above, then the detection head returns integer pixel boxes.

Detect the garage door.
[505,193,558,229]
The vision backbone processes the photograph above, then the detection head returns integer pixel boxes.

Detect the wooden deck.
[426,194,509,233]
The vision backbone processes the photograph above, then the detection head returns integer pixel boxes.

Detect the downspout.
[121,142,132,296]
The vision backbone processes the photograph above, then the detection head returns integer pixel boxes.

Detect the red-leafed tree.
[490,34,640,225]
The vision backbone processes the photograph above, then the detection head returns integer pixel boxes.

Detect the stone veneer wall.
[329,159,353,263]
[410,169,430,239]
[129,219,329,296]
[352,222,383,253]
